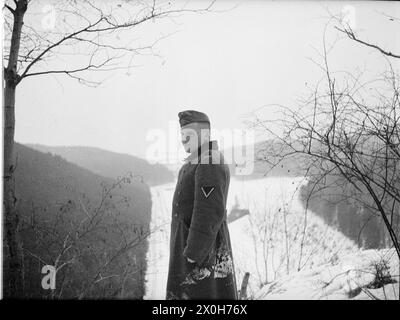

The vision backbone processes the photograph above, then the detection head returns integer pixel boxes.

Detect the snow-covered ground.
[144,175,399,300]
[255,248,399,300]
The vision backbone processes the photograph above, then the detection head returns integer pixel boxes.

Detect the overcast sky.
[13,0,400,163]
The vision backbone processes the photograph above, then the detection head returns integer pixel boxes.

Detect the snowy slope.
[144,176,399,300]
[254,248,399,300]
[227,176,359,297]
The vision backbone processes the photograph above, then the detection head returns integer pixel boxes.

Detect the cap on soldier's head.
[178,110,210,128]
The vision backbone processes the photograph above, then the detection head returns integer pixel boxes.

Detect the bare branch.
[17,1,217,84]
[335,26,400,59]
[4,4,15,14]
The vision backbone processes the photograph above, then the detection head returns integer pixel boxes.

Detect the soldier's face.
[180,127,200,153]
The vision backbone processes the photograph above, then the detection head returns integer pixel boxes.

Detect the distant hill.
[4,143,152,298]
[26,144,174,186]
[15,144,151,219]
[223,139,307,179]
[299,171,393,249]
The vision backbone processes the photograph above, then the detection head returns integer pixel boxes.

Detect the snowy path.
[143,183,175,300]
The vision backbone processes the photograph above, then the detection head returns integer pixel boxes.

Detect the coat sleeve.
[183,161,227,265]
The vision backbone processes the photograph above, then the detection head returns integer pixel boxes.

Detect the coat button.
[175,203,179,207]
[174,213,178,217]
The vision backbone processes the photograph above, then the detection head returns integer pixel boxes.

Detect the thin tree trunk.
[3,0,28,298]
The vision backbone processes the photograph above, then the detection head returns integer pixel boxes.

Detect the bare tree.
[249,17,400,261]
[3,0,216,298]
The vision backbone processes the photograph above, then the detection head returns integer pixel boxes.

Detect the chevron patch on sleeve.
[201,186,215,198]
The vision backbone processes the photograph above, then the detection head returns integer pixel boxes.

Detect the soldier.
[166,110,238,300]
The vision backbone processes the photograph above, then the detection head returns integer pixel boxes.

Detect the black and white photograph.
[1,0,399,303]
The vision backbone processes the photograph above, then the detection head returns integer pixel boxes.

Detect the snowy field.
[144,175,399,300]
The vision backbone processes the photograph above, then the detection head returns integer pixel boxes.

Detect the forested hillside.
[3,143,152,298]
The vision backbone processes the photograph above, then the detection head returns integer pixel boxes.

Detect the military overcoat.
[166,140,238,300]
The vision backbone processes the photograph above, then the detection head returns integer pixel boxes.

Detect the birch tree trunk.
[3,0,28,298]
